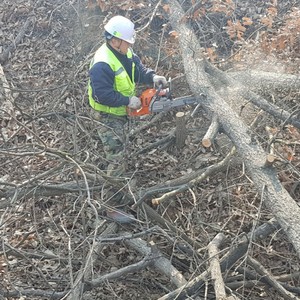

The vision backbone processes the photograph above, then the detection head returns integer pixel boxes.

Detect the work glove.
[128,96,142,110]
[153,75,167,87]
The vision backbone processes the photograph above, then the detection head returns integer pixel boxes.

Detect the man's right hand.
[128,96,142,110]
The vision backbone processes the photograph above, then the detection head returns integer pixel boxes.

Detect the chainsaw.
[127,80,198,117]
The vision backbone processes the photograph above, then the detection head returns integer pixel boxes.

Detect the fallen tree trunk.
[202,57,300,129]
[162,0,300,258]
[229,70,300,94]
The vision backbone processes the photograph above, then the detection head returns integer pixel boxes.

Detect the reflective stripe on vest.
[88,44,136,116]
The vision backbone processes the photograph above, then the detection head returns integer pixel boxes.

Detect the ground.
[0,0,300,299]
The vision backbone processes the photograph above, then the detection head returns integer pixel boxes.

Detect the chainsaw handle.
[156,83,163,95]
[127,84,164,116]
[151,83,163,103]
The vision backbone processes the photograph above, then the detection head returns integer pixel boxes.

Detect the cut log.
[202,115,219,148]
[175,111,186,149]
[162,0,300,259]
[264,154,280,168]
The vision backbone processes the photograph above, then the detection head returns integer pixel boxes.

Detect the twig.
[155,26,165,72]
[141,203,203,251]
[247,256,300,300]
[230,267,300,296]
[2,289,67,299]
[136,1,161,33]
[132,185,183,209]
[66,222,118,300]
[157,217,279,300]
[152,146,236,205]
[226,279,300,296]
[2,181,103,206]
[92,225,160,242]
[179,1,203,23]
[85,251,158,290]
[129,111,167,136]
[220,218,281,272]
[136,132,175,154]
[122,233,188,288]
[0,109,47,153]
[0,17,35,62]
[0,239,76,264]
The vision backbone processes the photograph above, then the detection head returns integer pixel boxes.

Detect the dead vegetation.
[1,0,300,299]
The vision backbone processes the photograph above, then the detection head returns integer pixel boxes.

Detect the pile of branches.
[0,0,300,299]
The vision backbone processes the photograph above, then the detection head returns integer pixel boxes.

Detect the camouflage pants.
[92,110,128,177]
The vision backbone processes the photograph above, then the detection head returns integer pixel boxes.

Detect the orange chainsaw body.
[127,88,167,116]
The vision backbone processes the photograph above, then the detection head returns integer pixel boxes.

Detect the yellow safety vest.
[88,44,135,116]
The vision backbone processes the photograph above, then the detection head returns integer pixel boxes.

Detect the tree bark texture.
[207,233,227,299]
[122,232,187,288]
[229,70,300,94]
[163,0,300,258]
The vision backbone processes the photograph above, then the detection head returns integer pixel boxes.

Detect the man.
[88,15,167,222]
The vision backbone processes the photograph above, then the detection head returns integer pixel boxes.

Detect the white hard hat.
[104,16,135,44]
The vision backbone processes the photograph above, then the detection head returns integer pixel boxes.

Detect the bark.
[122,233,188,288]
[163,0,300,259]
[203,61,300,129]
[229,70,300,94]
[84,254,155,290]
[207,233,227,300]
[1,181,103,202]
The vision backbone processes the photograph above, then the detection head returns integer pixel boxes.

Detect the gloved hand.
[153,75,167,87]
[128,96,142,110]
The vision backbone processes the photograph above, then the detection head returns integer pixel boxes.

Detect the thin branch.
[247,256,300,300]
[136,1,161,33]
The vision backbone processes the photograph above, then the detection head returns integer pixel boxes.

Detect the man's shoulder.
[90,61,111,73]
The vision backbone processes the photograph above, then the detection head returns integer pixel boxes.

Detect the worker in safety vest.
[88,15,167,222]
